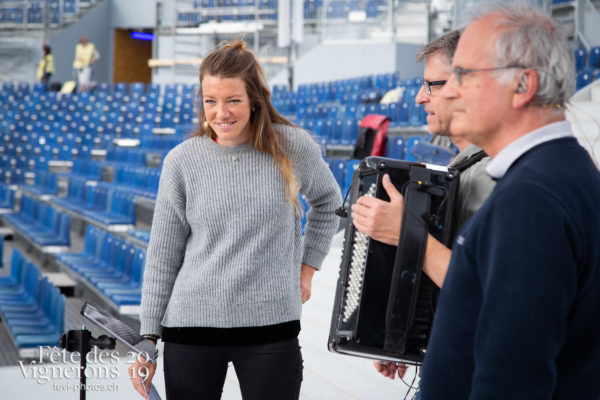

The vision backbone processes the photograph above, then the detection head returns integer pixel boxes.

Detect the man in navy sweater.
[419,2,600,399]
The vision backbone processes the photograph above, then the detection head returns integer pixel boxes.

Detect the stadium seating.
[0,249,65,350]
[4,196,71,247]
[55,228,146,310]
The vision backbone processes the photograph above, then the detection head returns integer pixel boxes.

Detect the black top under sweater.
[162,320,300,346]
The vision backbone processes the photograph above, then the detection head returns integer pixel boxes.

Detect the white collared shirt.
[486,121,574,180]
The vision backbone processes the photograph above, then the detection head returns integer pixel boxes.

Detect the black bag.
[353,114,390,160]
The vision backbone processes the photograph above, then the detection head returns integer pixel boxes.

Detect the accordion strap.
[383,166,431,354]
[453,149,486,172]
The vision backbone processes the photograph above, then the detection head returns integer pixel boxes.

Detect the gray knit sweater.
[140,124,342,336]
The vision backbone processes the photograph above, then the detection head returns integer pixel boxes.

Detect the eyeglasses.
[452,65,527,85]
[423,79,447,95]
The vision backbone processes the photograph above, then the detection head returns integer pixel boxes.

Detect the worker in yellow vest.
[73,36,99,92]
[37,45,55,91]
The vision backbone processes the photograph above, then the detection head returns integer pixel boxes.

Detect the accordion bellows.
[329,157,460,364]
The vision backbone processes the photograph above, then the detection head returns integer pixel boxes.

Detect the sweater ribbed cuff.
[302,247,329,271]
[140,318,163,337]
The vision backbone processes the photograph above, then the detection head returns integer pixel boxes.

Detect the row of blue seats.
[297,100,425,129]
[0,81,196,99]
[104,147,150,165]
[1,146,92,166]
[0,167,26,184]
[326,135,457,193]
[0,93,193,116]
[3,101,195,124]
[57,159,102,181]
[21,171,57,196]
[113,166,161,200]
[4,195,71,247]
[0,248,65,350]
[0,127,189,162]
[0,144,153,170]
[2,103,195,130]
[56,225,146,307]
[0,132,106,154]
[0,0,91,26]
[296,99,419,120]
[53,179,136,226]
[2,117,190,138]
[177,0,386,23]
[0,95,195,128]
[3,131,102,148]
[178,0,278,24]
[294,74,422,101]
[325,0,384,19]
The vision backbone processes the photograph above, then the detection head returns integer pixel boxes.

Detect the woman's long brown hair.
[191,36,300,213]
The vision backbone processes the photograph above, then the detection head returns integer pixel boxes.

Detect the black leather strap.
[383,166,431,354]
[453,150,486,172]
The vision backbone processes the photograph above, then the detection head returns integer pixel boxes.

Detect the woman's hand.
[128,354,157,399]
[300,264,316,303]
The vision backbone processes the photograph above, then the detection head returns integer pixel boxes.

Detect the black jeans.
[163,338,303,400]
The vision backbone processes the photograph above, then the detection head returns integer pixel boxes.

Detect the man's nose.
[415,85,429,106]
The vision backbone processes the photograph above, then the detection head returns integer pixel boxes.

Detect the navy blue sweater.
[420,138,600,399]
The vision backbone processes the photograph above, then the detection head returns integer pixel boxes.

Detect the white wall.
[270,40,423,90]
[110,0,157,28]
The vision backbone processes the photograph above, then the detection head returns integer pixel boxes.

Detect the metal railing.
[0,0,98,32]
[576,0,600,48]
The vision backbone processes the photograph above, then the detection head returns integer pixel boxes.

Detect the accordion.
[328,156,460,364]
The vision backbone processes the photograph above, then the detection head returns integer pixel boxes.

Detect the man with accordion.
[349,30,495,380]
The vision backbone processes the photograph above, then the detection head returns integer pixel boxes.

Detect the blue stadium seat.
[0,249,25,287]
[56,225,107,267]
[408,140,456,165]
[577,69,594,91]
[404,136,422,162]
[0,256,37,298]
[589,46,600,69]
[98,248,146,299]
[343,159,360,194]
[329,159,346,189]
[386,136,406,160]
[575,48,587,72]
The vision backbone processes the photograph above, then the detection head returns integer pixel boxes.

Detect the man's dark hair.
[416,29,461,63]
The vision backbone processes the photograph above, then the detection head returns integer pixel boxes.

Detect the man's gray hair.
[468,2,574,107]
[416,30,461,64]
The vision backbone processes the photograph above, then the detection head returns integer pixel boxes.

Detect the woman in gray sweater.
[130,38,341,399]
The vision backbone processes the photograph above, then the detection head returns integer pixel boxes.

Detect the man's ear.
[513,70,538,108]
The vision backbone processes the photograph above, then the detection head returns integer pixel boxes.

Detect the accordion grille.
[342,183,377,322]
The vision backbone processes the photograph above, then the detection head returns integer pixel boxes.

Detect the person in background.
[37,45,55,91]
[129,37,341,400]
[73,36,99,92]
[420,3,600,398]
